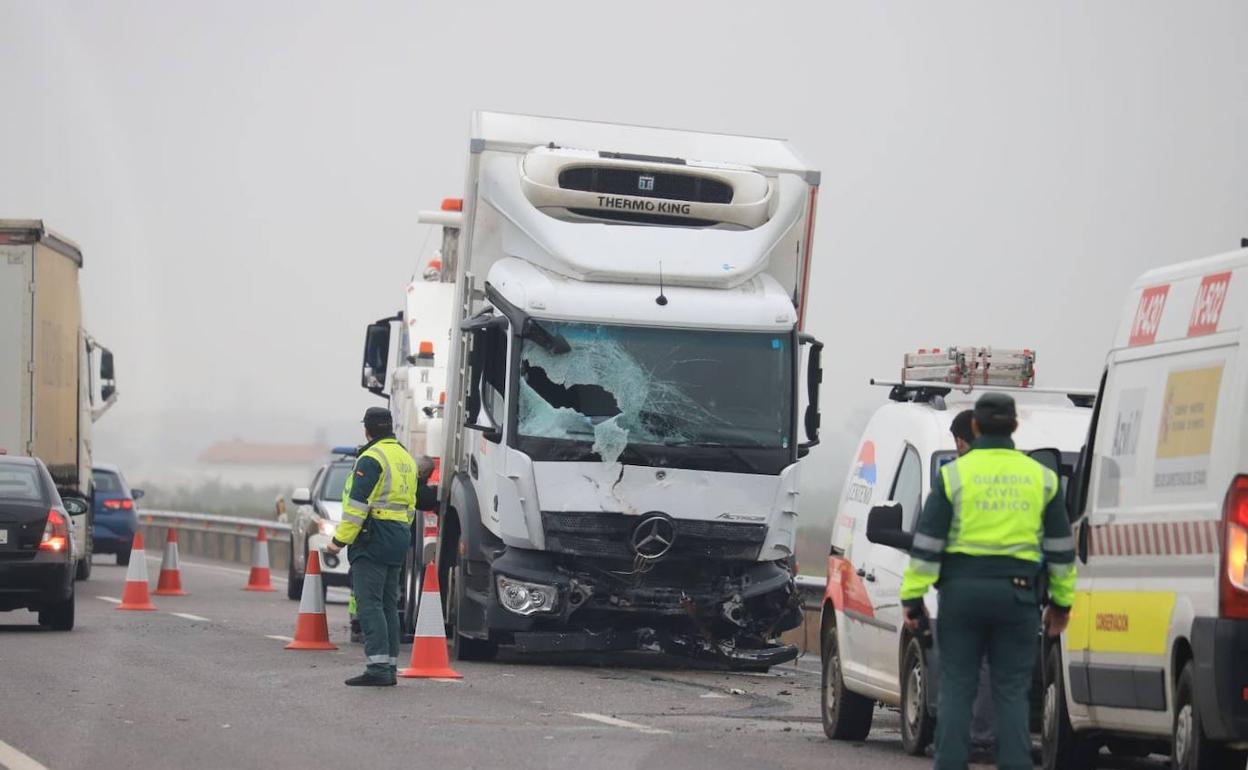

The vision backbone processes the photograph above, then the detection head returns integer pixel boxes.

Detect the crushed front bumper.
[484,547,802,667]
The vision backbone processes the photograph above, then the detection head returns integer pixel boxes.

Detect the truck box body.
[359,113,824,665]
[0,221,87,496]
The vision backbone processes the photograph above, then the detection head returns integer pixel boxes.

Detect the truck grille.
[541,512,766,562]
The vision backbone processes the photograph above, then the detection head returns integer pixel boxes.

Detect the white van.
[819,352,1092,755]
[1045,247,1248,770]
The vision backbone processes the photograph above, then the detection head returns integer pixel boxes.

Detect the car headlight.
[318,519,338,538]
[496,575,559,616]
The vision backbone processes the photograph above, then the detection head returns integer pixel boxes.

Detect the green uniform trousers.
[934,577,1039,770]
[351,557,401,675]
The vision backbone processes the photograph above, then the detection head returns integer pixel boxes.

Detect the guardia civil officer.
[900,393,1076,769]
[325,407,418,687]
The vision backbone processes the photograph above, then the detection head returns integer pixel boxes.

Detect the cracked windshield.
[518,322,792,465]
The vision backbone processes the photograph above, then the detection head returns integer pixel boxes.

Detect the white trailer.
[362,113,824,666]
[0,220,117,579]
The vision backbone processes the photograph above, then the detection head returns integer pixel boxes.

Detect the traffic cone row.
[115,527,469,683]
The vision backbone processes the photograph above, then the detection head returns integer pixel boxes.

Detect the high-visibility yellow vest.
[336,438,417,544]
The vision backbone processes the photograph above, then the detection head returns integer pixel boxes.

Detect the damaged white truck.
[363,112,824,668]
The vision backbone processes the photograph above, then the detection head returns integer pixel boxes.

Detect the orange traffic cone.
[243,527,276,592]
[117,532,156,611]
[153,529,187,596]
[285,550,337,650]
[398,562,462,679]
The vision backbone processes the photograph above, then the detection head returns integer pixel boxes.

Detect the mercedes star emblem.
[630,515,676,560]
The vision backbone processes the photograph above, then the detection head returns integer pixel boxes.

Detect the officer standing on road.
[325,407,418,687]
[901,394,1076,770]
[948,409,995,761]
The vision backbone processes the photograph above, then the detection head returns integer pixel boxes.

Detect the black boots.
[344,671,397,687]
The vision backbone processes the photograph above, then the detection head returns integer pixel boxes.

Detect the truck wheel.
[401,543,422,640]
[900,636,935,755]
[820,616,873,741]
[1041,645,1099,770]
[445,545,497,662]
[1173,661,1248,770]
[38,589,75,631]
[286,537,303,600]
[75,555,92,581]
[116,549,130,567]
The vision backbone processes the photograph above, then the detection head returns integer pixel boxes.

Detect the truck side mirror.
[797,333,824,457]
[866,502,914,551]
[362,315,398,398]
[100,349,115,381]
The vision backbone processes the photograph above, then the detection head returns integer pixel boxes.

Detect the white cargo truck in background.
[0,220,118,580]
[362,112,824,667]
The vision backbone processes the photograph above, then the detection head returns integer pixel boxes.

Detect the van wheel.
[286,537,303,600]
[1042,646,1099,770]
[900,637,935,755]
[820,617,873,740]
[1173,661,1248,770]
[38,589,75,631]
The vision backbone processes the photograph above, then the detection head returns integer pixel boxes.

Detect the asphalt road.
[0,552,1172,770]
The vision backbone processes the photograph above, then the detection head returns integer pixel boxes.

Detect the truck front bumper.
[478,547,802,666]
[1193,617,1248,742]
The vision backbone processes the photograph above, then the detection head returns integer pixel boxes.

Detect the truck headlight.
[496,575,559,616]
[318,519,338,538]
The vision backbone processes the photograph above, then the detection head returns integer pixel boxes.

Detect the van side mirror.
[866,503,914,552]
[1028,447,1062,474]
[1066,444,1089,522]
[362,315,398,398]
[797,333,824,457]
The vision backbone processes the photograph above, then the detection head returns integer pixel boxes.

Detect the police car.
[819,348,1092,755]
[287,448,358,599]
[1045,245,1248,770]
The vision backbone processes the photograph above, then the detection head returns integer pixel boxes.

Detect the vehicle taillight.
[103,499,133,510]
[40,509,69,552]
[1220,475,1248,619]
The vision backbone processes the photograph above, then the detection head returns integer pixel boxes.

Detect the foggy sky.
[2,1,1246,517]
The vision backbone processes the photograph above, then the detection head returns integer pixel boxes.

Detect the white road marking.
[94,596,122,604]
[699,692,728,699]
[168,612,211,622]
[0,738,51,770]
[266,635,294,642]
[571,712,670,735]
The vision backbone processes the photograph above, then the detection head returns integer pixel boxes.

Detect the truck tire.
[1041,645,1099,770]
[286,537,303,600]
[820,616,873,741]
[1173,661,1248,770]
[38,589,75,631]
[445,535,497,662]
[400,542,422,641]
[75,554,91,581]
[900,636,935,755]
[116,549,130,567]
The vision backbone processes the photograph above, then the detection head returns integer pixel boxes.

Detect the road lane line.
[266,635,294,642]
[571,713,670,735]
[168,612,211,622]
[0,738,51,770]
[94,596,122,604]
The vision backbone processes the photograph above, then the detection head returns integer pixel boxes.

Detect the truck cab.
[363,112,824,667]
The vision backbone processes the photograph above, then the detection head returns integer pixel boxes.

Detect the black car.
[0,456,85,630]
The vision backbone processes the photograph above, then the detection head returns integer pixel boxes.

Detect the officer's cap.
[361,406,393,430]
[973,392,1017,432]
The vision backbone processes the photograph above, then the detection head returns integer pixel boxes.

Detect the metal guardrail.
[138,509,291,537]
[794,574,825,611]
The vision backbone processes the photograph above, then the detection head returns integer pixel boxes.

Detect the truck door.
[867,443,924,683]
[463,316,510,537]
